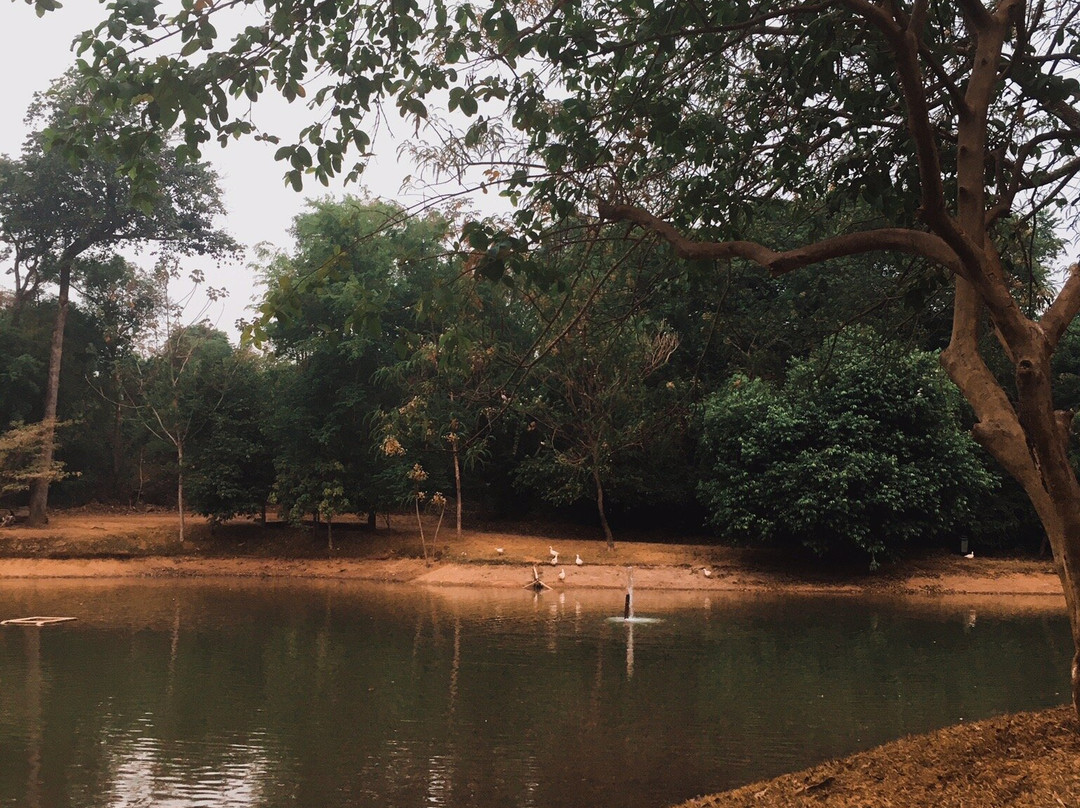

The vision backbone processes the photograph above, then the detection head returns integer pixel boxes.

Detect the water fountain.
[607,568,662,624]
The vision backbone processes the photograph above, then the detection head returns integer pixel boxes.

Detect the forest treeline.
[3,186,1073,563]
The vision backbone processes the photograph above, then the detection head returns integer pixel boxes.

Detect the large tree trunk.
[937,7,1080,714]
[943,273,1080,717]
[26,261,73,526]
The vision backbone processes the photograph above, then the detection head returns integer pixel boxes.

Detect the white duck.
[558,568,566,581]
[575,554,583,566]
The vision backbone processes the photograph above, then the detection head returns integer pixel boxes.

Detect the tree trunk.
[937,10,1080,714]
[416,496,429,564]
[112,393,124,499]
[26,260,73,526]
[135,448,146,506]
[593,466,614,551]
[452,441,463,538]
[327,514,333,551]
[176,438,185,543]
[942,280,1080,718]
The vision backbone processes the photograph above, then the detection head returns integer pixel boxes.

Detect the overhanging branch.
[597,201,961,275]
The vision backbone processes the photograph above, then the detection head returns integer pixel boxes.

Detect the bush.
[697,330,994,566]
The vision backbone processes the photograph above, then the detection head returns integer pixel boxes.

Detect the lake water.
[0,580,1071,808]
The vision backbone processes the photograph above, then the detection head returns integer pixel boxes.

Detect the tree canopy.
[22,0,1080,713]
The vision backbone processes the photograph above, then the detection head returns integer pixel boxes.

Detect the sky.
[0,2,467,338]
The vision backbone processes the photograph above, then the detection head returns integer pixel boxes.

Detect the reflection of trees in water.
[0,586,1071,808]
[25,629,40,808]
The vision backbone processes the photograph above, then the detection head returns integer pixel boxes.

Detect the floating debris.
[2,616,77,627]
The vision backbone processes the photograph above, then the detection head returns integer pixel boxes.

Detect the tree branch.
[909,0,930,32]
[955,0,992,29]
[841,0,963,247]
[596,201,961,275]
[1041,264,1080,348]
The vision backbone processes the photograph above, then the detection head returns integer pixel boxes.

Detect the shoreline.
[0,553,1066,593]
[0,508,1066,605]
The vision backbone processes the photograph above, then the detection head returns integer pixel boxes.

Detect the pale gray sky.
[0,2,471,337]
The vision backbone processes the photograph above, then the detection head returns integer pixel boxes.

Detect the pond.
[0,580,1071,808]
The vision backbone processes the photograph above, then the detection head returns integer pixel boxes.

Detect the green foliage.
[185,350,277,524]
[0,305,48,426]
[0,73,236,520]
[0,74,237,305]
[272,458,350,528]
[508,227,684,542]
[56,0,1080,255]
[258,197,459,523]
[698,332,994,566]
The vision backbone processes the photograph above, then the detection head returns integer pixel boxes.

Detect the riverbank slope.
[677,706,1079,808]
[0,509,1065,600]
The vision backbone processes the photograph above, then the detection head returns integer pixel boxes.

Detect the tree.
[258,197,455,529]
[0,284,145,505]
[698,331,994,566]
[378,271,515,538]
[511,231,681,549]
[78,255,165,499]
[0,75,235,525]
[61,0,1080,713]
[184,349,277,527]
[126,261,234,541]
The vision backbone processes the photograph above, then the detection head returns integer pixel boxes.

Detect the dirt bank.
[0,509,1066,604]
[677,706,1080,808]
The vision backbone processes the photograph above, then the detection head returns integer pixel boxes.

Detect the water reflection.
[24,628,41,808]
[0,581,1070,808]
[103,734,271,807]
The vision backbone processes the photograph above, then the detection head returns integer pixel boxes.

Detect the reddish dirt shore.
[0,509,1066,605]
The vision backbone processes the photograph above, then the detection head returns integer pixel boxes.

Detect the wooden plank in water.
[1,616,78,627]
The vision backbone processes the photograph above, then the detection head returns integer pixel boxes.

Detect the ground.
[0,507,1075,807]
[676,707,1080,808]
[0,507,1064,598]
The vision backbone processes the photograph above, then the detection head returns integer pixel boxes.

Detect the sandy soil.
[0,509,1066,604]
